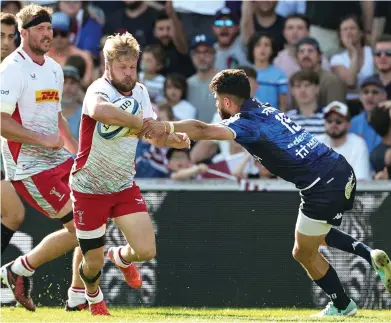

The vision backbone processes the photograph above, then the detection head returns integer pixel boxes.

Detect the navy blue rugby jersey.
[221,98,339,189]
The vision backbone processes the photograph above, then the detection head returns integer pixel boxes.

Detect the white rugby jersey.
[0,49,71,180]
[70,77,157,194]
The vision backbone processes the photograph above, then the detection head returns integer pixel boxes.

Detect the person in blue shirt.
[141,69,391,317]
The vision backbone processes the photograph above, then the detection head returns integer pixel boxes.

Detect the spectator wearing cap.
[296,37,346,107]
[213,7,250,71]
[349,76,387,153]
[286,70,325,137]
[57,1,103,58]
[61,65,82,141]
[318,101,371,180]
[152,10,195,78]
[187,34,217,123]
[274,14,330,80]
[48,12,94,88]
[248,32,287,111]
[368,106,391,180]
[241,0,286,53]
[373,36,391,99]
[330,15,375,110]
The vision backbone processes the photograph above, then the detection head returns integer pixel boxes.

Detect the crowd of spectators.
[1,0,391,180]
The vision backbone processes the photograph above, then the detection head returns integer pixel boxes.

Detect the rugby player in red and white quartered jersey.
[0,4,85,313]
[70,32,190,316]
[70,79,156,194]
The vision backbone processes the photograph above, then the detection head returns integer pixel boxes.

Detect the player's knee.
[4,203,25,228]
[84,253,105,272]
[292,246,308,263]
[137,245,156,261]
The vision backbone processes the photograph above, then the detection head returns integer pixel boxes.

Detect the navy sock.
[1,223,15,253]
[314,265,351,310]
[325,228,372,265]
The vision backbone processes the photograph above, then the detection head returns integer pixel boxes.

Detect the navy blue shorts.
[299,155,356,226]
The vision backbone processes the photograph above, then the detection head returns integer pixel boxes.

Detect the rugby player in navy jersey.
[140,69,391,317]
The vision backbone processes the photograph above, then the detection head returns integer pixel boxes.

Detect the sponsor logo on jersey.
[35,89,59,103]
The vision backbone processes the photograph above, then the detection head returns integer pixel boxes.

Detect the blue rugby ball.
[97,97,142,140]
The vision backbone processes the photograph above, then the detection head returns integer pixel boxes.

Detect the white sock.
[85,287,104,305]
[67,286,86,307]
[111,246,131,268]
[11,256,35,277]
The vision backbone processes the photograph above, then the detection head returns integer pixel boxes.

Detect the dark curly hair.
[209,69,251,103]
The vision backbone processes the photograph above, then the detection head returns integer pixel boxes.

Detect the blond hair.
[103,32,140,65]
[16,4,53,32]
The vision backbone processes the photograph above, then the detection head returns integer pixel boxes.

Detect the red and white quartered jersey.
[70,77,157,194]
[0,49,71,181]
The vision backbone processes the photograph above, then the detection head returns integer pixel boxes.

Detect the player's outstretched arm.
[88,96,143,130]
[140,119,235,141]
[1,112,63,149]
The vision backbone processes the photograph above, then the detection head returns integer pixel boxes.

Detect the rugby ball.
[97,97,142,140]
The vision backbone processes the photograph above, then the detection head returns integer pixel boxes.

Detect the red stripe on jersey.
[73,114,96,173]
[17,51,25,60]
[8,104,22,162]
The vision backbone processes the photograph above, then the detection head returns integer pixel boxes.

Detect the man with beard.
[104,1,158,50]
[318,101,371,180]
[152,4,195,77]
[187,34,217,123]
[372,36,391,99]
[296,37,346,107]
[0,12,26,255]
[0,4,86,312]
[213,7,250,71]
[70,32,190,315]
[140,68,391,317]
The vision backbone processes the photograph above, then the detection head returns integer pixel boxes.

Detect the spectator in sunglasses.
[213,7,250,71]
[48,12,93,88]
[349,76,387,153]
[373,36,391,99]
[318,101,371,180]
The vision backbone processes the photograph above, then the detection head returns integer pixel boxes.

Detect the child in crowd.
[162,73,197,120]
[167,148,208,180]
[248,32,288,111]
[139,44,166,104]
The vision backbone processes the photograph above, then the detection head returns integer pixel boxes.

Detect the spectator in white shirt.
[330,15,375,103]
[162,73,197,120]
[318,101,372,180]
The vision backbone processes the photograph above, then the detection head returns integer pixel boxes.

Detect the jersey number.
[275,113,301,134]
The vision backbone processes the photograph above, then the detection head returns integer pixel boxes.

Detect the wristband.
[168,122,175,134]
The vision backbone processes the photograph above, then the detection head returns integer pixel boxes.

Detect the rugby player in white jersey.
[0,4,86,312]
[70,32,190,316]
[1,12,25,254]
